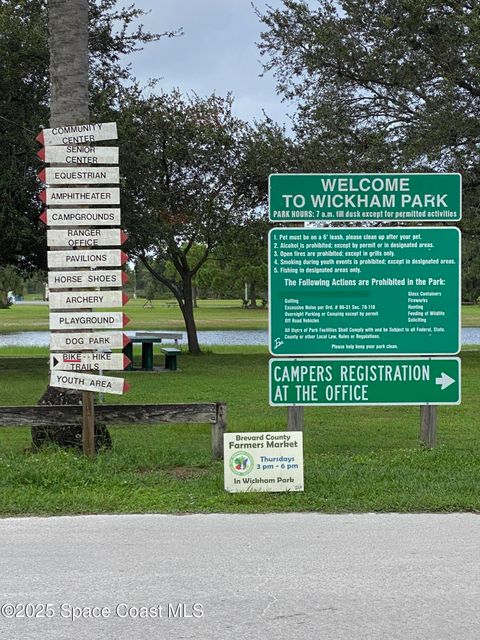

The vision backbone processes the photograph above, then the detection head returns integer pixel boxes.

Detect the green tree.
[0,0,177,273]
[119,90,277,352]
[0,266,24,307]
[258,0,480,298]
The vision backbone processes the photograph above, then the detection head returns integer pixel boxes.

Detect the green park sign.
[269,227,460,356]
[269,173,461,222]
[269,357,461,406]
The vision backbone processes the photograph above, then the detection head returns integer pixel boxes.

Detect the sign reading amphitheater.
[269,173,461,222]
[269,227,460,356]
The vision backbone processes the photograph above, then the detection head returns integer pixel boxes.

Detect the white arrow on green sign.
[269,357,461,406]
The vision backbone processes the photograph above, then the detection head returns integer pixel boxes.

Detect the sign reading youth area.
[269,358,461,406]
[224,432,304,493]
[269,173,461,222]
[269,227,460,356]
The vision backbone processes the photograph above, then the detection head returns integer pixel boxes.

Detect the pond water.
[0,328,479,347]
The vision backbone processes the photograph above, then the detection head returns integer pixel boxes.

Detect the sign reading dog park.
[269,173,461,222]
[38,121,130,393]
[224,432,304,493]
[269,358,461,406]
[269,227,460,356]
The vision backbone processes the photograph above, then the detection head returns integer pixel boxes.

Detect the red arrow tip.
[39,189,46,203]
[120,251,129,265]
[36,131,44,145]
[38,168,45,183]
[122,293,129,306]
[39,211,47,225]
[121,271,129,285]
[123,355,131,368]
[37,148,45,161]
[120,230,128,244]
[123,380,131,394]
[122,333,131,347]
[123,314,131,327]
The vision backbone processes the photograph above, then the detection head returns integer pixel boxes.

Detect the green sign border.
[269,357,461,407]
[269,172,462,222]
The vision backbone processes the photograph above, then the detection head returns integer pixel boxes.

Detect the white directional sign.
[40,187,120,205]
[38,145,119,165]
[50,332,130,351]
[50,352,130,372]
[49,290,128,310]
[38,122,118,146]
[47,228,127,248]
[49,311,129,330]
[50,370,129,395]
[47,249,128,269]
[40,208,121,226]
[48,269,127,290]
[40,167,119,185]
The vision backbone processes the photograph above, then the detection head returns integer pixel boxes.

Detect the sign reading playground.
[269,358,461,406]
[269,227,460,356]
[269,173,461,222]
[224,432,304,493]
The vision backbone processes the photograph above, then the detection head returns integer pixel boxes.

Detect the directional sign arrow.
[435,372,456,390]
[50,371,129,395]
[48,270,128,290]
[50,352,131,371]
[39,187,120,205]
[39,166,120,185]
[49,290,129,310]
[47,249,128,269]
[37,122,118,146]
[37,145,119,165]
[47,228,128,248]
[39,208,122,227]
[49,312,130,330]
[50,332,131,351]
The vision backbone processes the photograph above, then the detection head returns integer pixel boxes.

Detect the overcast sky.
[124,0,312,128]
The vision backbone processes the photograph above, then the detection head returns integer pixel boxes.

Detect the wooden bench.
[162,347,181,371]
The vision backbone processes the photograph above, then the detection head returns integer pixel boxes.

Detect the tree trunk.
[49,0,89,125]
[181,274,201,354]
[192,283,198,308]
[250,281,257,308]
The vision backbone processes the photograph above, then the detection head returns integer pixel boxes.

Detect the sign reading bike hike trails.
[224,432,304,493]
[269,227,460,356]
[269,173,461,222]
[269,358,461,406]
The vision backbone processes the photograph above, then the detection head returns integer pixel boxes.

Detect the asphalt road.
[0,513,479,640]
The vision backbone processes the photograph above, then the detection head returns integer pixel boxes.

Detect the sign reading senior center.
[224,432,304,493]
[269,173,461,222]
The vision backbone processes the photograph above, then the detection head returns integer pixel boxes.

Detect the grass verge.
[0,346,478,515]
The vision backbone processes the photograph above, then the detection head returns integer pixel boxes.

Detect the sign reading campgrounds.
[224,432,304,493]
[269,173,461,222]
[38,121,130,394]
[269,227,460,356]
[269,358,461,406]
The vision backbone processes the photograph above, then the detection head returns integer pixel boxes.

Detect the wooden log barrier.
[0,403,227,460]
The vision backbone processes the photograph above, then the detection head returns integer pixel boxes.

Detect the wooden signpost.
[39,166,120,185]
[38,145,119,165]
[38,120,130,457]
[40,208,122,226]
[47,228,128,247]
[48,270,127,289]
[47,249,128,268]
[50,352,130,371]
[49,312,130,330]
[50,332,131,351]
[49,290,129,309]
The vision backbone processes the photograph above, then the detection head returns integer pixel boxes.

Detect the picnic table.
[123,332,183,371]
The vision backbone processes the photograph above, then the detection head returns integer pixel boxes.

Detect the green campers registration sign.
[269,173,461,222]
[269,227,460,356]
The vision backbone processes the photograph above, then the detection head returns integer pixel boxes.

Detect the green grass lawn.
[0,299,267,332]
[0,345,479,516]
[1,299,479,332]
